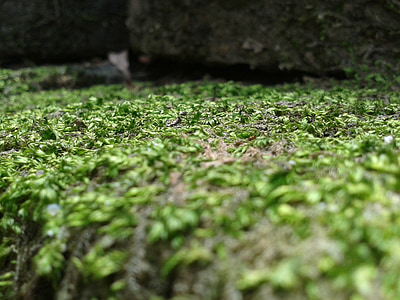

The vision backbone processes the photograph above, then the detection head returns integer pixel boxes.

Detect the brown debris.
[199,139,236,168]
[165,117,182,127]
[167,171,186,205]
[198,139,293,169]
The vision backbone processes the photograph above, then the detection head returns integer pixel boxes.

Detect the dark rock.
[127,0,400,75]
[0,0,129,66]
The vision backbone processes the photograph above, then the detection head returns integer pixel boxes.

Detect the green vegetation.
[1,66,400,299]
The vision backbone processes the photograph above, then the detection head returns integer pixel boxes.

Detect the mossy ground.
[1,66,400,300]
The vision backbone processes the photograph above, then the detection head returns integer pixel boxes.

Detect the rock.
[0,0,129,66]
[127,0,400,75]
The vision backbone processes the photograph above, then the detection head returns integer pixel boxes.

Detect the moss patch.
[1,67,400,299]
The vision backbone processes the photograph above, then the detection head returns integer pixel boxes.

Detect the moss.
[1,66,400,299]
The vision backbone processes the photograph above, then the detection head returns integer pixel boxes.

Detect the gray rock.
[127,0,400,75]
[0,0,129,66]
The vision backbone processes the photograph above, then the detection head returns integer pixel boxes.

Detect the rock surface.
[127,0,400,75]
[0,0,129,66]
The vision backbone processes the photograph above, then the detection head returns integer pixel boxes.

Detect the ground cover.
[1,66,400,299]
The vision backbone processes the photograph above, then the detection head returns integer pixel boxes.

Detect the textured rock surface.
[0,0,129,66]
[127,0,400,75]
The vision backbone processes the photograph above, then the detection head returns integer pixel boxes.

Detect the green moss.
[1,66,400,299]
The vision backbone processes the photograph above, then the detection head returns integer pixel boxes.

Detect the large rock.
[0,0,129,66]
[127,0,400,75]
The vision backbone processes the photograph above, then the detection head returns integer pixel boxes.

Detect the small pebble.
[46,203,61,216]
[384,135,394,144]
[36,170,45,176]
